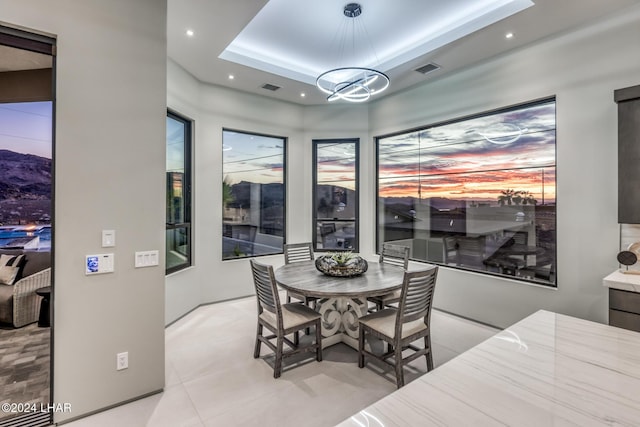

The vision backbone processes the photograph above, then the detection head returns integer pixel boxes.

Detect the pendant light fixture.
[316,3,389,103]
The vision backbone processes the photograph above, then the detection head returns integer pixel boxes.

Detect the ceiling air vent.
[261,83,281,91]
[414,63,440,75]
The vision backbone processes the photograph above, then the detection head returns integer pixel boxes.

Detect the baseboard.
[165,294,254,328]
[433,307,502,330]
[54,389,163,425]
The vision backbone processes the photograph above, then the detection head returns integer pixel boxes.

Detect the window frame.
[312,138,360,252]
[221,128,287,261]
[166,109,193,275]
[375,97,557,287]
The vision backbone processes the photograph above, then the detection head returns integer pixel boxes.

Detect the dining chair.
[367,243,410,311]
[320,222,339,249]
[511,230,528,245]
[250,259,322,378]
[455,236,486,268]
[506,230,531,267]
[358,266,438,388]
[442,235,458,265]
[528,227,556,281]
[283,242,318,309]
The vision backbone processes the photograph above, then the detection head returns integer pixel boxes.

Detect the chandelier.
[316,3,390,103]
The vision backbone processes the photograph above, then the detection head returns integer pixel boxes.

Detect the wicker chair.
[367,243,410,311]
[250,259,322,378]
[358,267,438,388]
[283,242,317,308]
[0,251,51,328]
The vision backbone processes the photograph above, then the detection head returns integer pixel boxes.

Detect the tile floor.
[66,297,499,427]
[0,322,50,422]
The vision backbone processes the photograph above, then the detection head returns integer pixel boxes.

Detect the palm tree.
[497,189,517,206]
[222,176,234,208]
[520,191,538,205]
[513,192,523,205]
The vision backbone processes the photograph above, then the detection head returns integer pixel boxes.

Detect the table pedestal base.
[317,297,368,350]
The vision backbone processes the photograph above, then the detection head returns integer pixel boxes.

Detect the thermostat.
[85,253,115,275]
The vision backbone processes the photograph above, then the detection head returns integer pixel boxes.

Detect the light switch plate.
[135,250,159,268]
[102,230,115,247]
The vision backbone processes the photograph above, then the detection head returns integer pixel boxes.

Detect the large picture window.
[377,98,557,286]
[222,129,286,260]
[166,111,192,274]
[313,139,359,252]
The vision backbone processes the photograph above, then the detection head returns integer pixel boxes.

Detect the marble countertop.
[603,269,640,293]
[336,310,640,427]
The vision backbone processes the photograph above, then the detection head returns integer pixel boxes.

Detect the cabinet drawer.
[609,309,640,333]
[609,288,640,314]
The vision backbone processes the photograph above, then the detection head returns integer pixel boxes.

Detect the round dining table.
[275,260,405,349]
[486,244,547,277]
[496,243,546,257]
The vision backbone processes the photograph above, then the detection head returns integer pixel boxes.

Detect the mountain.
[382,196,468,210]
[0,149,51,201]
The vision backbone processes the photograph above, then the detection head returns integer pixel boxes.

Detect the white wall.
[0,0,167,423]
[166,60,202,324]
[303,105,372,252]
[167,61,306,323]
[368,5,640,328]
[166,63,375,322]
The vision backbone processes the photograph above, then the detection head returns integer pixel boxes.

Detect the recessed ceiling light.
[228,74,234,80]
[300,93,306,97]
[186,29,194,37]
[505,32,514,39]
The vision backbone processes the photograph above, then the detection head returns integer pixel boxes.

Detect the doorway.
[0,25,55,427]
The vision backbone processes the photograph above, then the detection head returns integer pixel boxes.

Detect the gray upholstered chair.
[250,259,322,378]
[358,266,438,388]
[367,243,410,310]
[0,250,51,327]
[283,242,318,308]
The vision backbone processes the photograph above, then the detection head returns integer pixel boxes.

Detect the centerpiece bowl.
[315,251,368,277]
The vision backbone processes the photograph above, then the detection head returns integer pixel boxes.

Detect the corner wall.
[367,5,640,327]
[0,0,167,422]
[167,60,306,323]
[166,62,373,324]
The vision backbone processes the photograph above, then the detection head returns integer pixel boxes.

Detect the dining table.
[484,239,548,276]
[274,260,405,349]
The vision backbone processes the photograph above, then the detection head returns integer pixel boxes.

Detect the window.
[377,98,557,286]
[222,129,286,260]
[166,111,192,274]
[313,139,359,252]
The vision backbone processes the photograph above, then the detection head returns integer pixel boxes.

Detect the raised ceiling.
[219,0,533,86]
[169,0,640,105]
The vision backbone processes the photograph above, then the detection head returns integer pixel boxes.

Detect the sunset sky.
[378,100,556,204]
[316,141,357,191]
[223,130,284,185]
[220,101,556,205]
[167,115,186,173]
[0,101,52,158]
